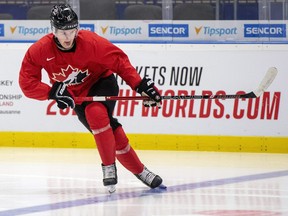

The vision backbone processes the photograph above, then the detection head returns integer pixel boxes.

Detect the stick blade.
[253,67,278,97]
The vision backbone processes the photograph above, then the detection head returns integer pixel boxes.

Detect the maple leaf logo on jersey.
[52,65,90,85]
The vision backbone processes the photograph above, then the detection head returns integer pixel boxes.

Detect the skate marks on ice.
[0,170,287,216]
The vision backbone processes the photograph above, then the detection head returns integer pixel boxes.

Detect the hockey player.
[19,4,163,193]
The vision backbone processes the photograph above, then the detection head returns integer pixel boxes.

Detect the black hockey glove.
[136,78,162,108]
[49,82,75,109]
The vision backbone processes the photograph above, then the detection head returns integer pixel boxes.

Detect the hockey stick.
[74,67,278,102]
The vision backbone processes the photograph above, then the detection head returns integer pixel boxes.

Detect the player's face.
[54,28,78,49]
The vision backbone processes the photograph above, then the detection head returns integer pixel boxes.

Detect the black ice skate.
[135,166,163,189]
[102,163,117,193]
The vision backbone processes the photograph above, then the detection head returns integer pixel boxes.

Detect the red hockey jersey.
[19,30,142,102]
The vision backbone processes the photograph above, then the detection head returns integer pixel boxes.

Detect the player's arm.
[97,40,162,107]
[19,47,51,101]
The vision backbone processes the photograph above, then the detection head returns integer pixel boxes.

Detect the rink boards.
[1,132,288,153]
[0,43,287,153]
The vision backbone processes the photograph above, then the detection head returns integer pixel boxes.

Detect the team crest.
[52,65,90,85]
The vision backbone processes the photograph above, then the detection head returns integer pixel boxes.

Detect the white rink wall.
[0,43,287,137]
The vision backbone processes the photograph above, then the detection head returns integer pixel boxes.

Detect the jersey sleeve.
[19,43,51,101]
[95,37,142,90]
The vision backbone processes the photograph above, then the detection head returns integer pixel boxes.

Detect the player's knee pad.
[85,103,111,134]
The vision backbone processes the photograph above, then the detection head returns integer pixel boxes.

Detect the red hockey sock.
[85,103,115,165]
[114,126,144,174]
[93,128,116,165]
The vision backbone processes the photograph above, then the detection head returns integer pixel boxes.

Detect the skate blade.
[158,184,167,189]
[146,184,167,194]
[106,185,116,193]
